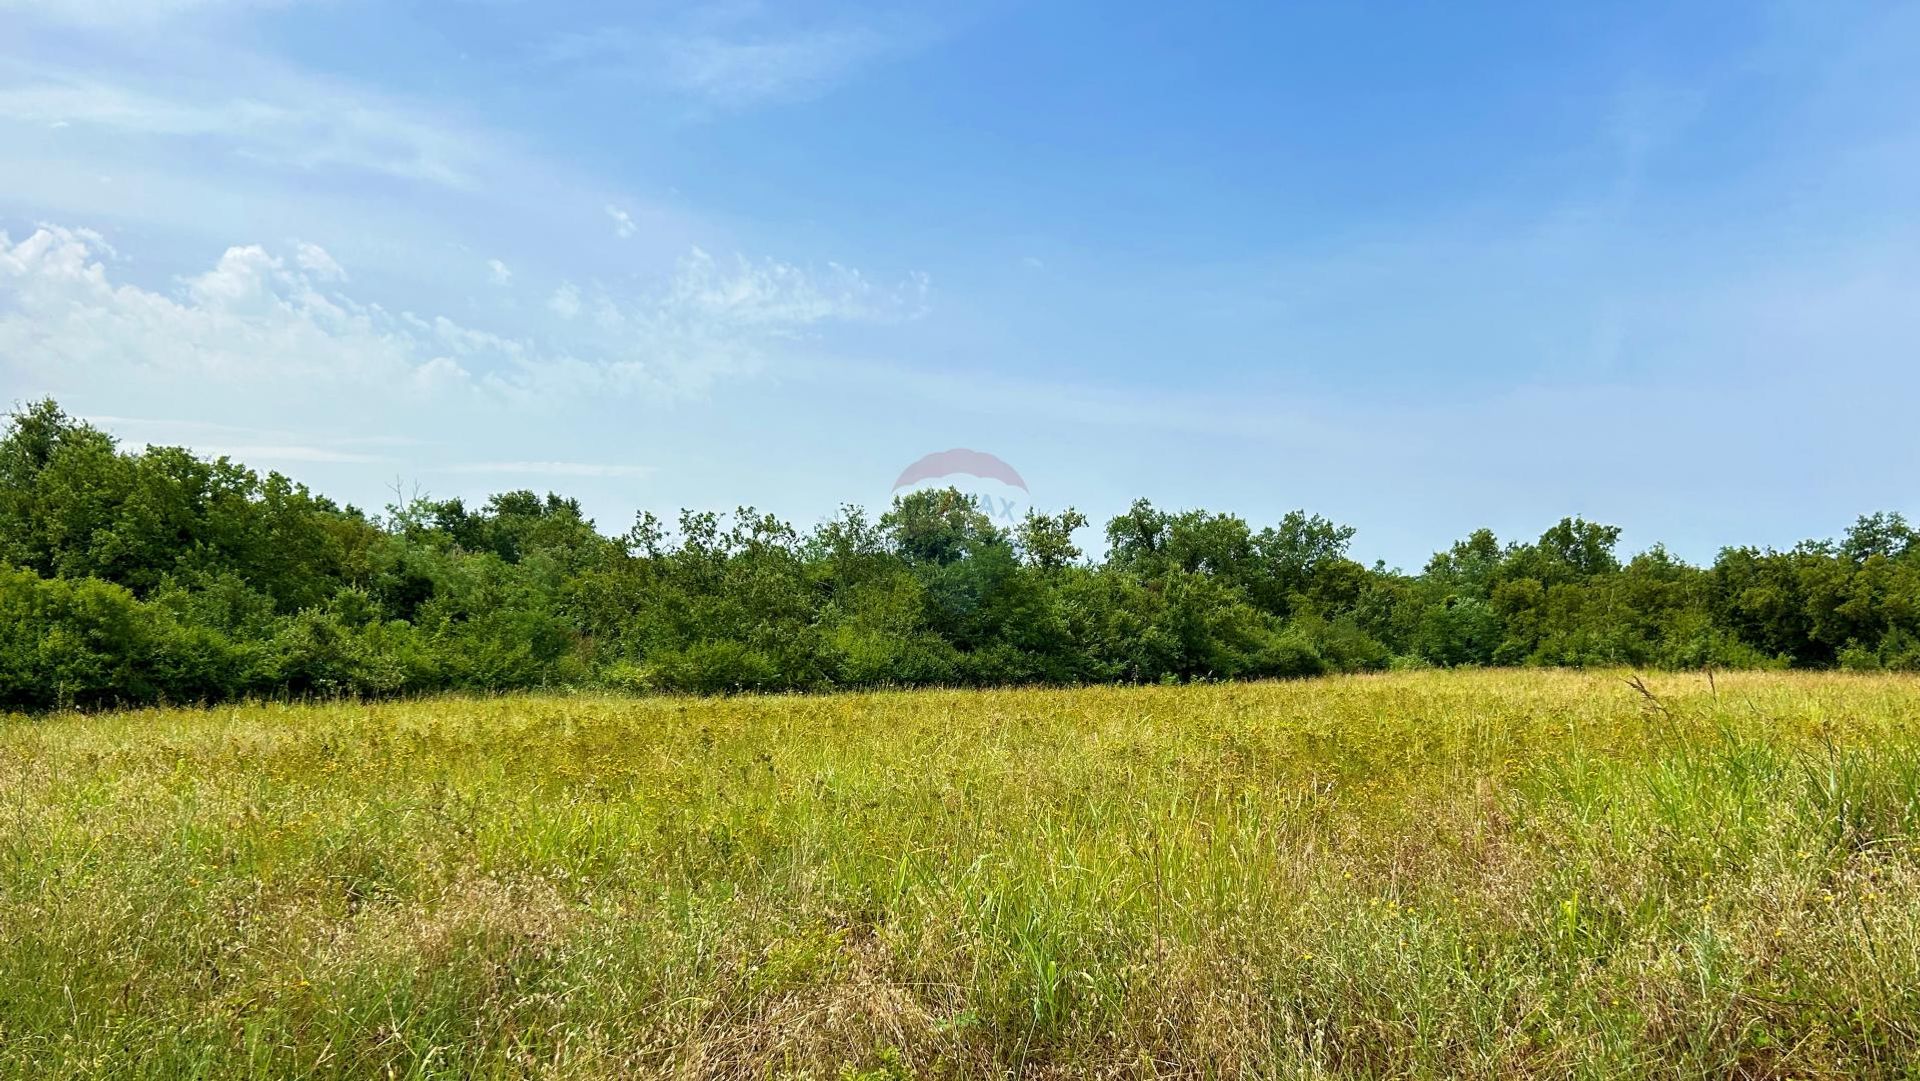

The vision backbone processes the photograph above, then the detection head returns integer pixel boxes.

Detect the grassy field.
[4,671,1920,1078]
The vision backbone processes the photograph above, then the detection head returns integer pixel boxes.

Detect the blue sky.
[2,0,1916,569]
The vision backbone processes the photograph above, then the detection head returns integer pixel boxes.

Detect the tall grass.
[4,670,1920,1077]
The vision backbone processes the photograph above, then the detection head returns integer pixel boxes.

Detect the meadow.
[4,670,1920,1079]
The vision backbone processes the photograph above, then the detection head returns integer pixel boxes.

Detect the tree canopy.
[4,400,1917,710]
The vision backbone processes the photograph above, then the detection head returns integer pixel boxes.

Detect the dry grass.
[4,670,1920,1077]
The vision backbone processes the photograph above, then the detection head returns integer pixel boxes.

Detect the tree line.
[3,400,1917,710]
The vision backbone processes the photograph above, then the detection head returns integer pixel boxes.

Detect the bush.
[645,641,782,694]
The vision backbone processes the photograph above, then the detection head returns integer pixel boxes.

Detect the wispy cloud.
[652,26,892,109]
[0,0,294,28]
[538,6,918,112]
[73,415,422,467]
[200,444,396,464]
[0,73,487,188]
[433,460,654,478]
[664,246,930,327]
[82,414,426,449]
[501,246,931,400]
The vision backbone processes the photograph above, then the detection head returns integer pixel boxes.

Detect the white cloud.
[666,246,931,327]
[294,241,347,281]
[0,224,478,392]
[486,258,512,285]
[2,223,931,406]
[495,247,929,401]
[605,204,637,239]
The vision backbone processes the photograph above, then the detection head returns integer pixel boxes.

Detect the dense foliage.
[4,400,1918,708]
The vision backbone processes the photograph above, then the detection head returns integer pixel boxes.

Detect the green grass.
[5,670,1920,1078]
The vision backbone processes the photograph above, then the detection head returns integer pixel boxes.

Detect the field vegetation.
[6,670,1920,1077]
